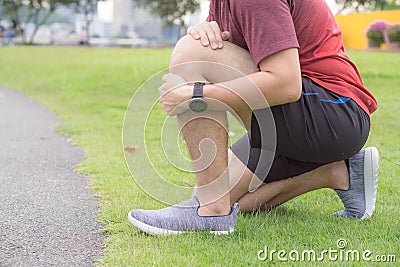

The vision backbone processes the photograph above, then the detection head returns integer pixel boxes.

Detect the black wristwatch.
[189,82,208,113]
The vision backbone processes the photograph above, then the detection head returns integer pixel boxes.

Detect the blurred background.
[0,0,399,48]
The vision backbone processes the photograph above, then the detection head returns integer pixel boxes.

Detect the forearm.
[203,71,302,112]
[160,48,302,115]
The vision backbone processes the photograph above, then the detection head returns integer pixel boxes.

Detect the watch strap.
[193,82,205,98]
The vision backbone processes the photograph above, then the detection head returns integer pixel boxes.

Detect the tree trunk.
[85,19,91,46]
[177,20,186,41]
[28,11,53,45]
[84,9,92,46]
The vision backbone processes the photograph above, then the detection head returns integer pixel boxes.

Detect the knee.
[169,35,257,83]
[170,35,216,66]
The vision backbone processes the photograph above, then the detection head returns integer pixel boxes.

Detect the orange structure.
[335,10,400,49]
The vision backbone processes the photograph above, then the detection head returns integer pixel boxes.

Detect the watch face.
[189,98,208,113]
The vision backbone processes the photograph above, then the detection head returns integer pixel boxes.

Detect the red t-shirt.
[207,0,377,115]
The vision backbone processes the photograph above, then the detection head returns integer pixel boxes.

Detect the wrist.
[183,85,193,101]
[189,82,208,113]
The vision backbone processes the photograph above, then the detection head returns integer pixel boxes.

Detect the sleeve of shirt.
[231,0,299,66]
[206,1,216,22]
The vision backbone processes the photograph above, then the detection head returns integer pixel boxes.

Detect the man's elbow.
[287,89,301,103]
[285,78,302,103]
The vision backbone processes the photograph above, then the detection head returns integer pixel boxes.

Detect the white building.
[92,0,209,40]
[112,0,135,36]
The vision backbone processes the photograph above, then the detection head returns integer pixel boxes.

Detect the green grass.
[0,47,399,266]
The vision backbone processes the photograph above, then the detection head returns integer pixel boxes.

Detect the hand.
[158,73,192,116]
[187,21,231,50]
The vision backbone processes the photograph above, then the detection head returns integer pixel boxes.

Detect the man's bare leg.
[169,36,258,216]
[228,151,350,212]
[177,111,231,215]
[169,36,351,216]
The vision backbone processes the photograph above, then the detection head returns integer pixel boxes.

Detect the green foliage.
[133,0,200,27]
[335,0,400,12]
[386,23,400,42]
[366,20,387,44]
[367,30,385,44]
[0,0,79,17]
[0,0,80,44]
[73,0,100,45]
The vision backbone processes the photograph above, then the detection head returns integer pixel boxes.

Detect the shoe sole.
[361,147,379,219]
[127,212,235,236]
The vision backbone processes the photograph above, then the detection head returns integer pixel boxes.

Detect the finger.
[208,21,223,49]
[221,31,231,41]
[167,73,183,85]
[161,103,170,112]
[195,24,210,47]
[166,106,174,116]
[169,106,181,116]
[170,106,186,116]
[158,83,169,96]
[201,22,220,49]
[162,74,170,82]
[187,26,200,40]
[162,73,178,84]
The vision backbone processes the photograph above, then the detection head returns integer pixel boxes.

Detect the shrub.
[385,23,400,42]
[366,20,387,44]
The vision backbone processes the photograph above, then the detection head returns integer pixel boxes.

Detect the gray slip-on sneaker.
[128,196,239,236]
[334,147,379,219]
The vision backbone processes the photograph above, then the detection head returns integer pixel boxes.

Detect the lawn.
[0,47,399,266]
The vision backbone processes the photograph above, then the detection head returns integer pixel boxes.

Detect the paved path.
[0,87,104,266]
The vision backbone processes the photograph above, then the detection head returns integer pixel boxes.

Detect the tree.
[73,0,98,45]
[0,0,24,41]
[335,0,400,13]
[0,0,80,44]
[133,0,201,39]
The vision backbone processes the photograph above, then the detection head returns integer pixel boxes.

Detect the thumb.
[221,31,231,41]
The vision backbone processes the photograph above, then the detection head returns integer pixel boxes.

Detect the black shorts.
[231,77,370,183]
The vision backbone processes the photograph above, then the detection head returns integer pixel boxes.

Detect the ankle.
[326,161,350,190]
[334,179,350,191]
[197,199,231,216]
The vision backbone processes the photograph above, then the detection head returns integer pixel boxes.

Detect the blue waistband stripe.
[301,92,350,104]
[302,92,319,96]
[320,97,350,104]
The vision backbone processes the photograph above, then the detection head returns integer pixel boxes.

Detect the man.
[128,0,379,235]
